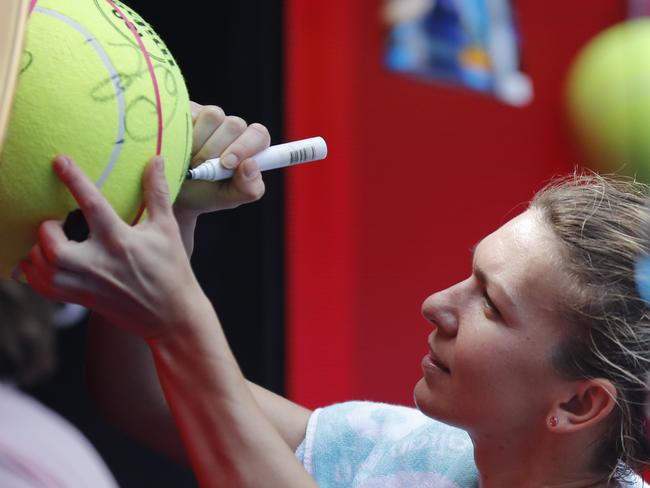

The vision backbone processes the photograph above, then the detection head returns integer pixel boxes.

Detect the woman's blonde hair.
[530,173,650,481]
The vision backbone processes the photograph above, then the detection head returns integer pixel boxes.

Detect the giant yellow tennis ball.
[0,0,192,277]
[567,19,650,182]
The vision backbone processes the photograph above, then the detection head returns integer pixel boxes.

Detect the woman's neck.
[470,429,611,488]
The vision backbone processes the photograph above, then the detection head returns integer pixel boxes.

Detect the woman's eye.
[483,293,501,317]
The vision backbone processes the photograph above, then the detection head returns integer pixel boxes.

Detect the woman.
[20,106,650,486]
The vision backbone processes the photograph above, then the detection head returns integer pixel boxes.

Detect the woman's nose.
[421,284,462,337]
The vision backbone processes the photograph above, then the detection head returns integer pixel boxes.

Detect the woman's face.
[414,209,572,438]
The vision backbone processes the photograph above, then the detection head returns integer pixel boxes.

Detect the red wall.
[285,0,625,409]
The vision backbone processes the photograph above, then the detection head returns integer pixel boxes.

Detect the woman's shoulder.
[313,400,469,440]
[299,401,478,486]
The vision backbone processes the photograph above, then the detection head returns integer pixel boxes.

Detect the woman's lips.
[422,349,451,374]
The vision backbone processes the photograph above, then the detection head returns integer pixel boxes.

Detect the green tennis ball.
[567,19,650,181]
[0,0,192,278]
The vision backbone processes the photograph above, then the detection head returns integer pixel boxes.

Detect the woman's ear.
[547,379,617,433]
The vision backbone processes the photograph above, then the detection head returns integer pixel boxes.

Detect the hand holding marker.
[187,137,328,181]
[60,137,327,244]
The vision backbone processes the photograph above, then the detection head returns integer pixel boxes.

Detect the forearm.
[148,300,317,488]
[85,310,311,463]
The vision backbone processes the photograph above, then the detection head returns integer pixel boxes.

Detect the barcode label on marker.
[289,145,317,165]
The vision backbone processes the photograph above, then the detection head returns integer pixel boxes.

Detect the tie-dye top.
[295,401,478,487]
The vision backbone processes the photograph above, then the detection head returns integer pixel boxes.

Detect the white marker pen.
[186,136,327,181]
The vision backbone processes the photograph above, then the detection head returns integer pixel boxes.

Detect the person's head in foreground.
[414,173,650,485]
[0,280,55,387]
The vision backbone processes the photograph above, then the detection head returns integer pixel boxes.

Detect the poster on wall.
[383,0,533,106]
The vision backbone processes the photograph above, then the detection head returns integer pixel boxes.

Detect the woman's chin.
[413,377,438,418]
[413,377,460,427]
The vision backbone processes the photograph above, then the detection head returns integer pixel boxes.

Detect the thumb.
[143,156,173,220]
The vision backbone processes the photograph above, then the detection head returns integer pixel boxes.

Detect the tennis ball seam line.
[106,0,163,225]
[107,0,162,156]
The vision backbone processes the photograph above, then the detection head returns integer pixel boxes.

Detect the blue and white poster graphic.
[383,0,533,106]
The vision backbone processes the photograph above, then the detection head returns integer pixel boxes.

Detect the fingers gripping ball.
[0,0,192,277]
[567,19,650,181]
